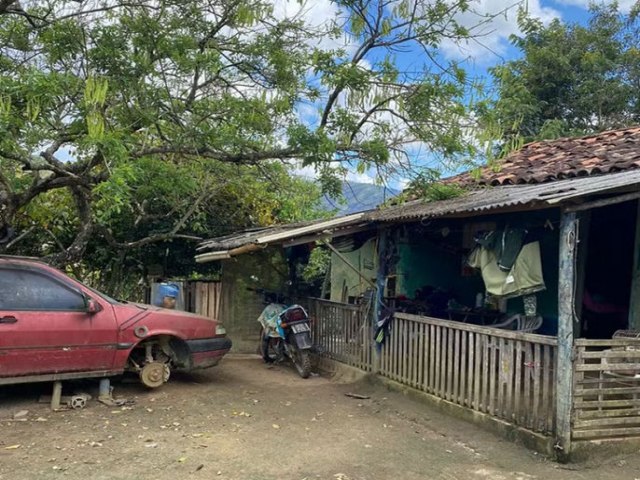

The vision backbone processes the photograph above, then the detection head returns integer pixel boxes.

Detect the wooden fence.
[384,313,557,435]
[149,281,222,320]
[187,281,222,320]
[572,339,640,440]
[308,298,373,372]
[308,298,557,436]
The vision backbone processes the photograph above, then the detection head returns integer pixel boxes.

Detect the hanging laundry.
[467,241,545,298]
[475,228,527,272]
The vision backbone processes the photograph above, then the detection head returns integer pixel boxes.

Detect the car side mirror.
[85,296,102,314]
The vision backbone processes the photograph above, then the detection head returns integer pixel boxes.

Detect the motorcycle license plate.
[291,323,311,334]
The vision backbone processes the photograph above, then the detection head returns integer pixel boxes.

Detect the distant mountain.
[322,181,399,215]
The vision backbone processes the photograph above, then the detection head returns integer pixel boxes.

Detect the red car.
[0,256,231,388]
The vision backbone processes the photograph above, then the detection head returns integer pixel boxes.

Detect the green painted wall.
[393,210,561,335]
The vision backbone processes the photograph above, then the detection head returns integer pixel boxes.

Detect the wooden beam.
[564,190,640,213]
[629,200,640,330]
[194,250,231,263]
[255,213,365,244]
[281,223,372,248]
[555,211,578,460]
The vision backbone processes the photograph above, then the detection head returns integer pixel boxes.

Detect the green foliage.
[488,4,640,143]
[300,246,331,284]
[0,0,493,295]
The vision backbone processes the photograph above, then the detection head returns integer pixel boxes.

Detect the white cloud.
[439,0,560,63]
[553,0,637,12]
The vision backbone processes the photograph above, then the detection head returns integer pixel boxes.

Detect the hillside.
[322,181,399,215]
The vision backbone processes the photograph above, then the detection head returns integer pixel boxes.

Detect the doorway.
[581,200,638,338]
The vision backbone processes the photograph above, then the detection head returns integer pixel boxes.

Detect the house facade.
[196,127,640,460]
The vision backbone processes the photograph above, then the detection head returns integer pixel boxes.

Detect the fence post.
[555,211,577,460]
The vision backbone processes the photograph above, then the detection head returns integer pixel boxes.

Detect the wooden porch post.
[373,228,389,373]
[628,200,640,330]
[556,211,578,459]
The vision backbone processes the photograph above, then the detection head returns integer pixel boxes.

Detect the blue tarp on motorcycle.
[257,303,286,337]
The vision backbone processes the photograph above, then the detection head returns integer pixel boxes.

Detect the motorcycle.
[258,302,313,378]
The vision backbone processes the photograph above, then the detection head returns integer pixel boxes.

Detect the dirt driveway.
[1,355,639,480]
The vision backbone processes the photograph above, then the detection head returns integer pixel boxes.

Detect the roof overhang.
[196,170,640,263]
[195,212,372,263]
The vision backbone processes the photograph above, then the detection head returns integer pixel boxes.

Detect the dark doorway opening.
[581,200,637,338]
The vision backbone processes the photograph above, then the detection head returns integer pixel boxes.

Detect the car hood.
[130,303,216,322]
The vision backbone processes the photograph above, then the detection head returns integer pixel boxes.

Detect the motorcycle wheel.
[260,328,282,363]
[292,349,312,379]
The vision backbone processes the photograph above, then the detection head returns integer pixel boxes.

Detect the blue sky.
[297,0,635,189]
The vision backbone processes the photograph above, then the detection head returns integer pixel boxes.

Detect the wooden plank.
[576,363,640,372]
[575,386,640,396]
[419,322,427,391]
[481,335,489,412]
[514,341,522,424]
[453,329,460,404]
[392,317,399,380]
[467,332,475,408]
[395,312,558,346]
[575,339,640,347]
[575,416,640,428]
[489,337,497,416]
[575,399,640,408]
[474,333,482,410]
[435,326,442,397]
[523,341,532,428]
[409,320,416,387]
[532,343,542,431]
[429,324,436,394]
[402,318,409,384]
[576,376,640,386]
[460,330,467,406]
[576,408,640,419]
[446,327,453,400]
[542,345,552,432]
[573,426,640,439]
[417,322,425,389]
[497,338,505,417]
[581,351,640,359]
[505,339,514,421]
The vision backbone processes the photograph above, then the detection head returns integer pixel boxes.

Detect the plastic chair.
[490,314,542,333]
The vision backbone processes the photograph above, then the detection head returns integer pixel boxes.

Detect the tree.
[0,0,494,268]
[487,2,640,143]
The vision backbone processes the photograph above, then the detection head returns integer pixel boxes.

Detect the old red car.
[0,256,231,388]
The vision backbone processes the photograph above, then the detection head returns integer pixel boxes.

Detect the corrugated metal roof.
[372,170,640,221]
[196,214,368,253]
[195,170,640,260]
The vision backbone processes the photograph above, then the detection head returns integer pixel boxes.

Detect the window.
[0,268,86,311]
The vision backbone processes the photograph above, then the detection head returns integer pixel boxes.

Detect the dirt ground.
[1,355,640,480]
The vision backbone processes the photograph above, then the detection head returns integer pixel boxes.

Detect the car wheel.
[140,361,169,388]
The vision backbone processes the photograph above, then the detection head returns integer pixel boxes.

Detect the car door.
[0,266,118,378]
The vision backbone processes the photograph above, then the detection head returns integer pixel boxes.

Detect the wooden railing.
[382,313,558,435]
[308,298,558,435]
[308,298,373,372]
[572,339,640,440]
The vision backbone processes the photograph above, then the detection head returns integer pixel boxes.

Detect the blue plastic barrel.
[156,282,180,306]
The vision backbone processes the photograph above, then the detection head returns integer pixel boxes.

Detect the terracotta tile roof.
[447,126,640,186]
